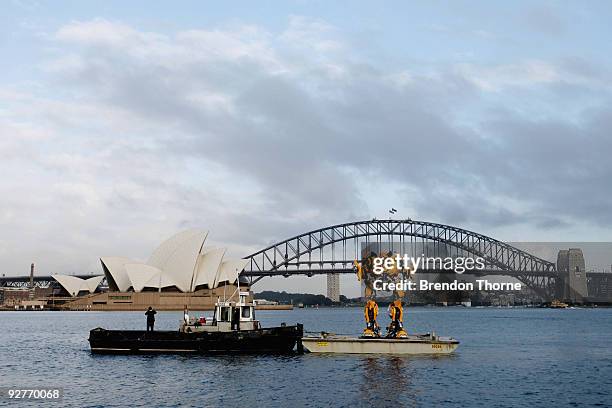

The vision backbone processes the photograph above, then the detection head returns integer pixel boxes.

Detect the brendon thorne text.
[373,279,522,292]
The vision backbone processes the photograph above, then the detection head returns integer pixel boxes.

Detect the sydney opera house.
[52,230,250,310]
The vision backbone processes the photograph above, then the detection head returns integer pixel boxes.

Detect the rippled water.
[1,307,611,407]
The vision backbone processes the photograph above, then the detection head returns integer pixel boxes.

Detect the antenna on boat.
[227,267,241,303]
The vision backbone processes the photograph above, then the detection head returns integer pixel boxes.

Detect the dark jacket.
[145,309,157,323]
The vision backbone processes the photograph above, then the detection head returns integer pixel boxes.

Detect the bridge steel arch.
[242,219,558,298]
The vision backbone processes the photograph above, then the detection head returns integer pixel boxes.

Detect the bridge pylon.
[556,249,588,303]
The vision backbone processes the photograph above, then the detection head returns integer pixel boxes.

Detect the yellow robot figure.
[386,299,408,338]
[362,299,380,338]
[355,252,411,300]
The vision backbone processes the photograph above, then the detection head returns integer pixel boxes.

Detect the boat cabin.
[180,292,260,333]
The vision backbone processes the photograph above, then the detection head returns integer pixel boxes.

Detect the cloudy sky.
[1,1,611,296]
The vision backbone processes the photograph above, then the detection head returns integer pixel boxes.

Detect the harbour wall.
[57,284,246,311]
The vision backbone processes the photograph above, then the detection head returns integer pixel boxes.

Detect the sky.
[1,1,612,297]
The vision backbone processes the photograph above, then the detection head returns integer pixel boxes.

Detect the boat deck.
[302,333,459,355]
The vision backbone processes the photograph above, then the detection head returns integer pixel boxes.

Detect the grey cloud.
[2,17,612,279]
[46,20,612,231]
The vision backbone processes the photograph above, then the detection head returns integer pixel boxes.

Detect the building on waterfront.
[99,230,247,293]
[0,287,31,307]
[50,229,251,310]
[0,287,53,308]
[327,273,340,302]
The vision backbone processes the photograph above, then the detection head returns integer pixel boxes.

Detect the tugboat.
[89,292,303,354]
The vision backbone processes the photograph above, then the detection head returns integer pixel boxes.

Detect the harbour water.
[1,307,611,407]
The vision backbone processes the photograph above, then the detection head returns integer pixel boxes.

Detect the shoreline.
[1,304,609,312]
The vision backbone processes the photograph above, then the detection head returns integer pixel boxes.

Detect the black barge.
[89,292,303,354]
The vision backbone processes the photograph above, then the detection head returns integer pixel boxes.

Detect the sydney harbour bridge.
[2,219,611,302]
[240,219,608,302]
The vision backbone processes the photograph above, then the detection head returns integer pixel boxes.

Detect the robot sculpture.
[355,251,409,338]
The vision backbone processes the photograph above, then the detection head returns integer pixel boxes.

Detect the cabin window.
[221,307,230,322]
[241,307,251,319]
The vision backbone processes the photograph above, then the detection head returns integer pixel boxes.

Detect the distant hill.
[255,290,348,306]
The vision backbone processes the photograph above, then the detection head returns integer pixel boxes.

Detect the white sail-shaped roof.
[147,230,208,292]
[125,264,163,292]
[155,272,180,289]
[53,275,85,297]
[99,229,246,293]
[148,230,208,270]
[84,275,105,293]
[100,256,134,292]
[193,248,226,289]
[53,275,104,297]
[216,259,249,286]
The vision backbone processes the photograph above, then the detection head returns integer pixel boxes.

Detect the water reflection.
[359,356,417,407]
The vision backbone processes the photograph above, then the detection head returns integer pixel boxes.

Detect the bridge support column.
[556,249,588,303]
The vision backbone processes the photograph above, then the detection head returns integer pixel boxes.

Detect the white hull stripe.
[91,348,197,352]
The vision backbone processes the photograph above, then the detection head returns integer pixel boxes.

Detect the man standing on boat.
[145,306,157,331]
